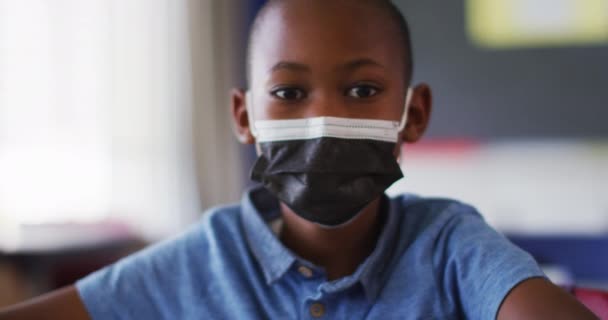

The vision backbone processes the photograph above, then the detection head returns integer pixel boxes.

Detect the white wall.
[388,140,608,234]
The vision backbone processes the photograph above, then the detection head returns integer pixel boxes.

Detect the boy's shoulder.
[382,193,543,319]
[392,192,480,216]
[197,202,243,234]
[389,192,484,235]
[75,202,253,319]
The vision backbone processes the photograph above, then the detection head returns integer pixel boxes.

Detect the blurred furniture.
[0,222,145,308]
[508,234,608,288]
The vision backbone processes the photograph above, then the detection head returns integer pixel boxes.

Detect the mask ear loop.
[398,87,413,132]
[245,91,258,138]
[245,91,262,155]
[396,87,413,163]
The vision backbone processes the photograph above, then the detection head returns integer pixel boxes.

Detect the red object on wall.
[573,287,608,319]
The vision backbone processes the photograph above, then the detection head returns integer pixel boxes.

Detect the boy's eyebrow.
[270,61,311,73]
[339,58,386,72]
[269,58,386,74]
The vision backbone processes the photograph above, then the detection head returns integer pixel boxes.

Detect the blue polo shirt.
[76,187,544,319]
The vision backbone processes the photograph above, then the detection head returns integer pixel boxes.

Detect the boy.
[0,0,598,319]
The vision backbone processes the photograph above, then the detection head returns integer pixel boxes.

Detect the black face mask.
[247,90,412,227]
[251,137,403,226]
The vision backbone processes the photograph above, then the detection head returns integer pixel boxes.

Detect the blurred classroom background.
[0,0,607,307]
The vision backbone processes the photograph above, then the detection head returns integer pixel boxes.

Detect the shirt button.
[297,265,313,278]
[309,302,325,318]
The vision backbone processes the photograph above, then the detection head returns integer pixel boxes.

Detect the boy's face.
[232,0,431,149]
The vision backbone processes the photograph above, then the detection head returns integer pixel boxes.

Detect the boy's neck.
[278,198,384,281]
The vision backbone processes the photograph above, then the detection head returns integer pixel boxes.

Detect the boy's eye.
[271,88,306,100]
[347,85,379,98]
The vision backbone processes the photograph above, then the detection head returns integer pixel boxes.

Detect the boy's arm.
[497,277,599,320]
[0,285,90,320]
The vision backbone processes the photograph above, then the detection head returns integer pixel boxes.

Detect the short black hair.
[246,0,413,86]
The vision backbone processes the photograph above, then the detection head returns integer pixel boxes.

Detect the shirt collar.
[241,186,295,285]
[240,186,401,301]
[316,194,400,301]
[357,195,401,301]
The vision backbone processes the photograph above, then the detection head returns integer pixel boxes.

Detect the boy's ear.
[230,88,255,144]
[401,83,432,143]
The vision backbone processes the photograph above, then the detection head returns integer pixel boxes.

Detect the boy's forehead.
[249,1,405,86]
